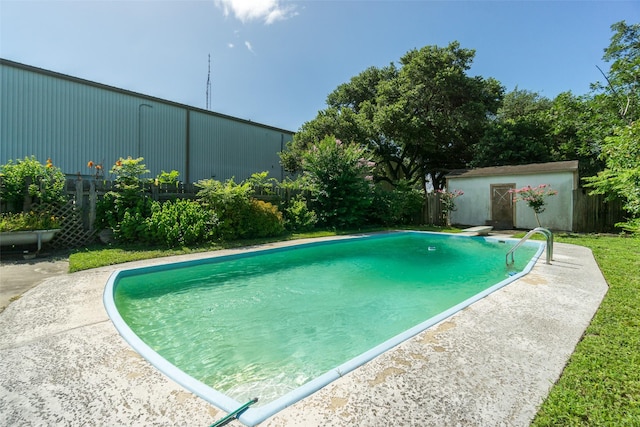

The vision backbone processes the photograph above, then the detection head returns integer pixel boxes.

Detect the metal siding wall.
[2,64,139,175]
[189,112,287,183]
[136,102,186,179]
[1,63,186,178]
[2,61,291,182]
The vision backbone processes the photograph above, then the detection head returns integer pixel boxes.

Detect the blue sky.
[1,1,638,132]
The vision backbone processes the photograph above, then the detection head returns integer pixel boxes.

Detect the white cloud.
[214,0,296,24]
[227,42,235,48]
[244,41,255,54]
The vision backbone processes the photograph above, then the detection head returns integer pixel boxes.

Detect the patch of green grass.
[532,234,640,426]
[69,238,285,272]
[69,246,204,272]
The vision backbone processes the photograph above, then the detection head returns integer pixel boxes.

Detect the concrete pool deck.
[0,234,608,426]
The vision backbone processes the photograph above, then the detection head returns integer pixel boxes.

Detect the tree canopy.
[584,21,640,231]
[280,20,639,225]
[471,89,554,167]
[595,20,640,124]
[281,42,503,191]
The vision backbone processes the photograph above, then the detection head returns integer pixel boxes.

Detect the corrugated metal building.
[0,58,294,183]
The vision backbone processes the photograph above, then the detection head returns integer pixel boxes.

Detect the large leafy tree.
[498,88,553,119]
[280,66,396,175]
[584,21,640,231]
[373,42,503,189]
[584,121,640,231]
[546,92,605,177]
[472,89,554,167]
[564,21,640,180]
[593,20,639,124]
[473,20,639,179]
[281,42,503,191]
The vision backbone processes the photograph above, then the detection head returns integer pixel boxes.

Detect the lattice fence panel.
[31,201,97,249]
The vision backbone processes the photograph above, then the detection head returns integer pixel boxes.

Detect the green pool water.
[113,232,537,406]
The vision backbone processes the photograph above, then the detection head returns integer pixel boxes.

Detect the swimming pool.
[104,231,543,426]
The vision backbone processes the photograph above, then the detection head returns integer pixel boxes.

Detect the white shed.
[445,161,579,231]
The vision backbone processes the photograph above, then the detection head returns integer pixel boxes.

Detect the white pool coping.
[0,232,608,426]
[103,231,544,426]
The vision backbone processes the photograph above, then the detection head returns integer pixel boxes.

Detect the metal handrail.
[506,227,553,265]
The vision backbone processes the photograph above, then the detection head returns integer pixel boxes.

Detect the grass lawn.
[68,230,344,272]
[531,234,640,426]
[68,230,640,424]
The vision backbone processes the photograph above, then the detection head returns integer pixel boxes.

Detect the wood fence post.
[89,180,96,230]
[423,194,431,225]
[75,178,84,211]
[22,176,33,212]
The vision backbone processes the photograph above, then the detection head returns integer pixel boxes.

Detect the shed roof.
[446,160,579,179]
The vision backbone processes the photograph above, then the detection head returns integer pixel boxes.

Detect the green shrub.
[617,218,640,235]
[196,177,253,209]
[109,156,150,188]
[195,176,285,240]
[283,194,317,232]
[0,156,67,209]
[111,198,154,243]
[584,121,640,231]
[146,199,218,247]
[368,182,424,226]
[302,136,375,228]
[96,156,153,241]
[196,177,254,239]
[0,211,61,231]
[246,171,278,195]
[240,199,285,238]
[96,188,154,237]
[155,169,180,186]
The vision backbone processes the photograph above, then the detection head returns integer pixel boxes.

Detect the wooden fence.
[423,192,446,226]
[63,179,286,246]
[67,183,626,234]
[58,178,448,245]
[1,176,629,250]
[68,178,199,231]
[572,189,626,233]
[0,178,204,248]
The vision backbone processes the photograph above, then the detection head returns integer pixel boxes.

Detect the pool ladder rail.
[506,227,553,265]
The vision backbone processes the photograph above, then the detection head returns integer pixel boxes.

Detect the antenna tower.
[206,54,212,110]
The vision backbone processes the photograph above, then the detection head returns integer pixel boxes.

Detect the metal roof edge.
[1,57,295,135]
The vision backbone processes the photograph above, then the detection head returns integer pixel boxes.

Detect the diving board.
[461,226,493,236]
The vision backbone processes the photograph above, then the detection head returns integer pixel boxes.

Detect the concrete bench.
[461,226,494,236]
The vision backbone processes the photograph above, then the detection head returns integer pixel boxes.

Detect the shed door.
[491,184,515,229]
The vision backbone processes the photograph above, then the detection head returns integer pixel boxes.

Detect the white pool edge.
[103,232,544,426]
